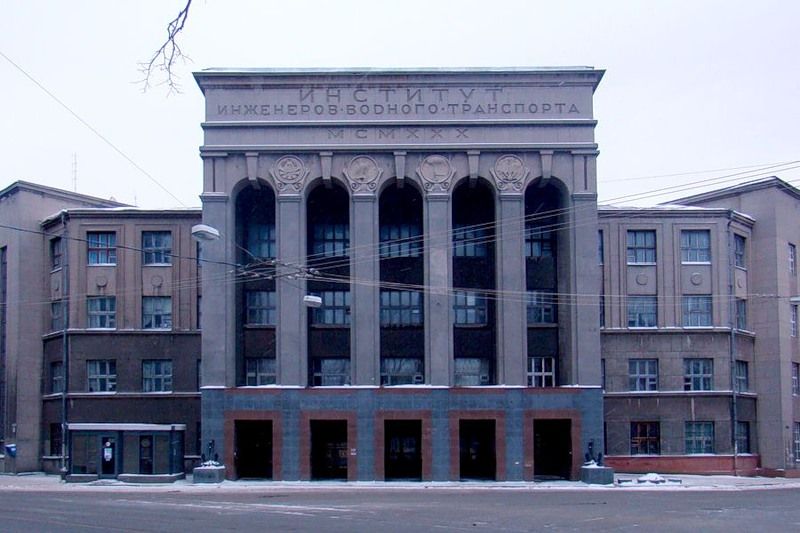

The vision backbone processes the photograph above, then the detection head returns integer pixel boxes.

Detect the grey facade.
[194,68,605,480]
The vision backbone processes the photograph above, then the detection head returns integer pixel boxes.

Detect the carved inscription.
[214,86,582,119]
[326,127,468,142]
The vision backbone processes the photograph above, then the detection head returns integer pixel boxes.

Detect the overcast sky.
[2,0,798,208]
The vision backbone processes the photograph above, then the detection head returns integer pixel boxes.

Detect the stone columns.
[276,195,306,385]
[425,195,452,385]
[351,195,379,385]
[497,194,527,385]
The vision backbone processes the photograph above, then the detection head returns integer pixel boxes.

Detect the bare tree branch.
[138,0,193,94]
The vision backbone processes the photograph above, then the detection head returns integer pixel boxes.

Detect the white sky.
[2,0,798,208]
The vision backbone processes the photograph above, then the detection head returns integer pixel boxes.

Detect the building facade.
[0,181,201,478]
[194,68,605,480]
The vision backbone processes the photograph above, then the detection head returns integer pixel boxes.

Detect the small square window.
[245,358,276,386]
[311,358,351,386]
[631,422,660,455]
[143,296,172,329]
[681,230,711,263]
[453,291,487,325]
[683,295,712,327]
[142,359,173,392]
[627,296,657,328]
[311,291,350,325]
[247,223,276,260]
[527,291,556,324]
[454,224,489,257]
[312,223,349,257]
[627,230,656,264]
[87,296,116,329]
[629,359,658,391]
[87,359,116,392]
[380,224,421,258]
[684,358,713,391]
[87,232,116,265]
[454,357,492,386]
[380,358,424,386]
[246,291,276,325]
[685,421,714,454]
[527,356,555,387]
[380,290,423,327]
[525,227,554,258]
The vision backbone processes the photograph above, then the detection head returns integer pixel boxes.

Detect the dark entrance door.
[100,436,117,477]
[234,420,273,479]
[139,435,153,474]
[384,420,422,480]
[310,420,348,480]
[459,419,496,480]
[533,419,572,480]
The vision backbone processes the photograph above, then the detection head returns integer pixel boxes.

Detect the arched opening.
[451,179,496,385]
[306,182,351,386]
[524,180,567,387]
[378,182,425,385]
[234,184,277,387]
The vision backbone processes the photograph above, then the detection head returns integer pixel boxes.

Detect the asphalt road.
[2,487,799,532]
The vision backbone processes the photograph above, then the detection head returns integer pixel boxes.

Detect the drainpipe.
[60,211,70,476]
[727,211,739,475]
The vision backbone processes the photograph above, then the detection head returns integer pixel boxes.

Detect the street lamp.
[191,224,220,242]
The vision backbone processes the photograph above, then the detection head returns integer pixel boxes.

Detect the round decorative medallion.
[737,278,744,289]
[490,154,529,191]
[635,273,649,286]
[95,275,108,288]
[151,275,163,288]
[343,155,382,192]
[690,272,703,286]
[417,155,455,193]
[270,155,309,192]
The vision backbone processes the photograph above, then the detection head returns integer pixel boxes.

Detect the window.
[453,291,487,325]
[50,300,65,331]
[601,358,606,390]
[527,356,555,387]
[142,359,173,392]
[734,234,746,268]
[598,230,604,265]
[681,230,711,263]
[380,224,421,258]
[793,305,798,337]
[599,295,605,328]
[630,422,660,455]
[87,359,116,392]
[736,421,750,454]
[683,295,712,327]
[685,421,714,454]
[142,231,172,265]
[735,360,749,393]
[527,291,556,324]
[626,230,656,264]
[684,358,713,391]
[142,296,172,329]
[380,290,422,326]
[380,358,424,386]
[50,237,63,270]
[793,363,800,395]
[312,223,349,257]
[794,423,800,462]
[311,358,350,386]
[49,423,62,456]
[87,296,116,329]
[312,291,350,325]
[245,358,276,386]
[736,299,747,330]
[246,291,276,325]
[525,227,554,258]
[50,361,64,393]
[246,223,276,260]
[629,359,658,391]
[627,296,657,328]
[454,357,492,386]
[87,231,116,265]
[453,224,488,257]
[790,243,797,275]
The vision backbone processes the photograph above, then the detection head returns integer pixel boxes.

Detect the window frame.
[380,357,424,386]
[379,223,421,258]
[626,230,656,264]
[87,231,117,265]
[628,358,659,391]
[142,359,173,392]
[524,226,554,259]
[50,237,63,270]
[311,290,351,326]
[380,290,423,327]
[453,224,489,258]
[87,359,116,393]
[735,298,747,331]
[142,296,172,330]
[792,305,798,338]
[453,290,488,326]
[685,421,715,454]
[246,223,277,260]
[790,243,797,275]
[630,421,661,455]
[527,291,556,324]
[245,357,277,386]
[454,357,492,386]
[142,231,172,265]
[87,296,116,329]
[734,360,749,393]
[682,295,713,327]
[245,290,277,326]
[792,362,800,395]
[50,361,64,394]
[684,358,713,391]
[680,229,711,263]
[736,421,750,454]
[310,357,351,386]
[311,223,349,258]
[527,356,555,387]
[627,295,658,328]
[734,234,746,269]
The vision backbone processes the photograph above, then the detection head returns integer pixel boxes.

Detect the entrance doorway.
[533,419,572,480]
[459,419,496,480]
[310,420,348,480]
[234,420,273,479]
[100,436,117,477]
[384,420,422,480]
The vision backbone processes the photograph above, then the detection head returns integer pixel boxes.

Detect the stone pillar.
[199,192,232,388]
[350,194,379,385]
[276,195,305,385]
[497,194,527,385]
[570,192,601,386]
[425,194,452,385]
